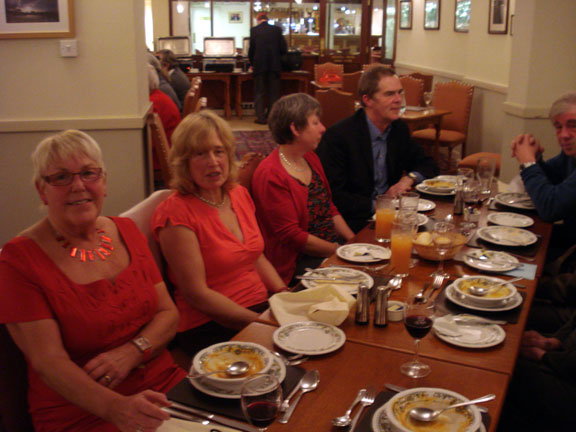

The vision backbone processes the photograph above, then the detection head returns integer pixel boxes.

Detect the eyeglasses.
[43,168,103,186]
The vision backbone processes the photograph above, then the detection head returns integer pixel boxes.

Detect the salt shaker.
[374,285,390,327]
[355,284,370,325]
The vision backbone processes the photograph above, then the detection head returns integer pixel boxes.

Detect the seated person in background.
[252,93,354,284]
[499,318,576,431]
[157,49,191,108]
[511,92,576,261]
[151,110,288,357]
[148,64,181,143]
[316,65,438,232]
[0,130,185,432]
[147,52,181,111]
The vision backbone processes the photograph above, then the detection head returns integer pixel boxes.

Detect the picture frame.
[0,0,74,39]
[228,11,243,24]
[488,0,509,34]
[424,0,440,30]
[399,0,412,30]
[454,0,470,33]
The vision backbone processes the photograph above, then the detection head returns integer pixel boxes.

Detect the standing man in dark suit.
[316,66,438,232]
[249,12,287,125]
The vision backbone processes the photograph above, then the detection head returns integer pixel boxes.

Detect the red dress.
[0,217,186,432]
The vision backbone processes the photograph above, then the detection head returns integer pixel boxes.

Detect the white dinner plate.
[393,198,436,212]
[487,212,534,228]
[300,267,373,295]
[371,402,487,432]
[494,193,536,210]
[336,243,391,263]
[463,249,520,273]
[433,315,506,349]
[445,284,523,312]
[371,212,429,226]
[187,355,286,399]
[416,183,456,196]
[273,321,346,355]
[477,226,538,247]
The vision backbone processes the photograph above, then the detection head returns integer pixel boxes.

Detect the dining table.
[170,189,552,432]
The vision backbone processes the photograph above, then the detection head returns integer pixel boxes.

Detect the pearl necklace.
[193,192,227,208]
[279,150,307,173]
[55,228,114,262]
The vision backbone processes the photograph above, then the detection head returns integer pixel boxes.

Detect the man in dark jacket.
[249,12,287,124]
[316,65,438,232]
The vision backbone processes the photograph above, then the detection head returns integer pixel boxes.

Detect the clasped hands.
[520,330,562,362]
[511,133,544,164]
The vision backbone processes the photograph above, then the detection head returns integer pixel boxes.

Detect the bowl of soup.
[191,342,272,387]
[384,387,481,432]
[453,276,517,307]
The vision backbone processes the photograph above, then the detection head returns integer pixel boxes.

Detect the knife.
[168,401,259,432]
[163,407,241,432]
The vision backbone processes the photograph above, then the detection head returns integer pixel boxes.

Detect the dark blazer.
[316,108,438,232]
[248,22,287,74]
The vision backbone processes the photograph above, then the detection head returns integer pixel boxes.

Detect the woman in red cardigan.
[251,93,354,284]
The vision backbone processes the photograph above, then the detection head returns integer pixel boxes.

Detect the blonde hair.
[169,110,237,194]
[32,130,105,184]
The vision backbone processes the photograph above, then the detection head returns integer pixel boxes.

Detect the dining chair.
[312,62,344,89]
[411,81,475,170]
[237,152,266,195]
[399,76,425,107]
[147,112,173,189]
[362,63,394,72]
[314,88,356,129]
[458,152,501,177]
[409,72,434,93]
[341,71,363,95]
[182,77,202,118]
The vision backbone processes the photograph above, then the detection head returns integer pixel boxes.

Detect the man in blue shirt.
[317,66,438,232]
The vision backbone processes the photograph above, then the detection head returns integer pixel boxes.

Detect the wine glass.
[241,374,283,431]
[401,294,435,378]
[430,221,455,278]
[423,92,433,108]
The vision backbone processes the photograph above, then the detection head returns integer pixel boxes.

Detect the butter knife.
[168,401,258,432]
[163,407,240,432]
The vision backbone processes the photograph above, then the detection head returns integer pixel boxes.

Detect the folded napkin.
[158,417,240,432]
[269,285,356,326]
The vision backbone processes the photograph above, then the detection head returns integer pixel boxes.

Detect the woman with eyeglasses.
[0,130,186,432]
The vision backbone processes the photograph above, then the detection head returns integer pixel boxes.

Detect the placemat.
[167,366,306,421]
[435,285,526,324]
[356,390,491,432]
[466,231,542,258]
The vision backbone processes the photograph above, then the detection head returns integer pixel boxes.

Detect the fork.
[348,386,376,431]
[425,274,445,301]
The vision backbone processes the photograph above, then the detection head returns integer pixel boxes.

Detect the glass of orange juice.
[375,195,395,243]
[391,219,416,278]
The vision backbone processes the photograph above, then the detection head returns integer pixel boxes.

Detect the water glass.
[241,374,283,431]
[375,195,395,243]
[431,221,455,278]
[399,192,420,213]
[476,157,495,203]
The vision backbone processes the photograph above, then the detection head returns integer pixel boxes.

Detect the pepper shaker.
[374,285,390,327]
[355,284,370,325]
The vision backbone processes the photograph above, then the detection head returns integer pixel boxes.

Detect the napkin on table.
[269,285,356,326]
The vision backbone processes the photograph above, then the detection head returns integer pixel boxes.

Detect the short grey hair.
[148,64,159,93]
[268,93,321,144]
[32,130,105,184]
[550,92,576,119]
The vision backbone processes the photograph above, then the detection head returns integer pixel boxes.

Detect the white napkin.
[269,285,356,326]
[352,246,388,259]
[506,174,526,193]
[157,418,240,432]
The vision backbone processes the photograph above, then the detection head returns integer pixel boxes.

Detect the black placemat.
[167,366,306,421]
[466,230,542,258]
[356,390,491,431]
[435,285,526,324]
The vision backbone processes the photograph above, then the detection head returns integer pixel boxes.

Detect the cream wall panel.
[153,0,172,45]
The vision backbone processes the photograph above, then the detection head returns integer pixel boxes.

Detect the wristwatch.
[407,172,419,184]
[520,161,536,171]
[131,336,152,362]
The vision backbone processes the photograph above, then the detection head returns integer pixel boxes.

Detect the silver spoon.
[409,393,495,422]
[278,370,320,423]
[468,277,523,296]
[188,361,249,379]
[332,389,366,427]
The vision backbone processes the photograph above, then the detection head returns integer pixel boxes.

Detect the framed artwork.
[228,11,243,24]
[454,0,470,33]
[0,0,74,39]
[399,0,412,30]
[424,0,440,30]
[488,0,509,34]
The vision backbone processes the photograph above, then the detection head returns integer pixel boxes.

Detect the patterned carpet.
[233,130,460,174]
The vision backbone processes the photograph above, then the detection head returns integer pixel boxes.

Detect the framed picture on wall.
[399,0,412,30]
[488,0,509,34]
[424,0,441,30]
[454,0,470,33]
[0,0,74,39]
[229,12,243,24]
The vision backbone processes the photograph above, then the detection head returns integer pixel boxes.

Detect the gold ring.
[103,375,111,384]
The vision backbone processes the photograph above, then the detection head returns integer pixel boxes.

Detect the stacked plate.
[445,276,523,312]
[272,321,346,356]
[416,176,457,196]
[433,315,506,348]
[336,243,390,263]
[494,192,536,210]
[477,226,537,247]
[300,266,373,295]
[463,249,520,273]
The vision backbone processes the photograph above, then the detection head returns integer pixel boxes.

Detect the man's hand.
[385,176,414,198]
[511,134,544,163]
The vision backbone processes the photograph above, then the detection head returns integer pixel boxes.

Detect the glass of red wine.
[401,295,435,378]
[241,373,283,431]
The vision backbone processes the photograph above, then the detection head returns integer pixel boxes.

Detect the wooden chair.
[312,62,344,89]
[237,152,266,194]
[147,112,173,188]
[399,75,425,107]
[409,72,433,93]
[362,63,394,72]
[182,77,202,118]
[341,71,363,95]
[315,88,356,128]
[411,81,475,169]
[458,152,501,177]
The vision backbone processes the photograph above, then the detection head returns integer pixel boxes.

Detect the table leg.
[235,77,243,119]
[224,78,231,120]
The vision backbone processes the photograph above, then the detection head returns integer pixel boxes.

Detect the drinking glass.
[431,221,455,278]
[463,179,481,224]
[399,192,420,213]
[401,295,435,378]
[423,92,433,108]
[457,167,474,188]
[241,374,283,431]
[391,218,416,278]
[476,157,495,204]
[375,195,395,243]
